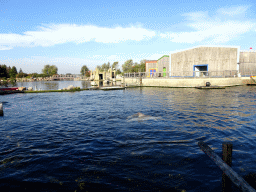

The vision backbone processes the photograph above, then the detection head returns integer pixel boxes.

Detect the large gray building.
[240,51,256,76]
[169,46,241,77]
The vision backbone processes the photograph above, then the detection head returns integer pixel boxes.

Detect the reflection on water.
[44,82,59,90]
[81,81,90,89]
[4,80,91,90]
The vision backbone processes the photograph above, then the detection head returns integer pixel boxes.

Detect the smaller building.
[90,68,116,81]
[145,60,158,77]
[157,55,169,77]
[145,56,170,77]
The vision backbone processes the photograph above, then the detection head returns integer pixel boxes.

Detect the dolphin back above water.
[127,112,159,122]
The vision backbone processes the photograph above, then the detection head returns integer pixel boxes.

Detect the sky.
[0,0,256,74]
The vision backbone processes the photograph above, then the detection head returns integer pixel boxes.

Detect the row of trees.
[0,64,58,79]
[96,62,120,72]
[0,65,19,79]
[122,59,146,73]
[80,59,146,77]
[1,59,146,80]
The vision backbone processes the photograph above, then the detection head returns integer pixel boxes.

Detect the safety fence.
[124,70,242,78]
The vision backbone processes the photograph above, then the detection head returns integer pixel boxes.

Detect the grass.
[24,88,89,93]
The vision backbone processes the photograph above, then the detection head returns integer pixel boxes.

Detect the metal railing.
[124,70,241,78]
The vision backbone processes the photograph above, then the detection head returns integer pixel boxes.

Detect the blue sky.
[0,0,256,74]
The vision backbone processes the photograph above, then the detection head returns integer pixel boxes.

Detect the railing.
[198,141,256,192]
[124,70,240,78]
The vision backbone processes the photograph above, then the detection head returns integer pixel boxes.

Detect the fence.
[124,70,240,78]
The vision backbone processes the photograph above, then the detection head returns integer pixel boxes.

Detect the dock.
[195,86,225,89]
[100,86,125,91]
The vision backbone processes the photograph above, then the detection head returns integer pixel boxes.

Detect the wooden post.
[0,103,3,116]
[198,141,256,192]
[222,142,233,192]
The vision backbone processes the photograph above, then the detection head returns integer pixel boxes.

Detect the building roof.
[145,60,157,63]
[158,55,169,61]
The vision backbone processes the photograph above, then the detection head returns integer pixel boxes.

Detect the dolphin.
[127,112,159,122]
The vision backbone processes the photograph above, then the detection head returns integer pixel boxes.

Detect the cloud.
[0,24,156,50]
[0,45,12,50]
[216,5,250,16]
[160,5,255,44]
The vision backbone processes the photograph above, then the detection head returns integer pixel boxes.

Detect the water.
[1,83,256,191]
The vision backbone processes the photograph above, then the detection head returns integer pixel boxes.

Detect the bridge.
[50,74,82,80]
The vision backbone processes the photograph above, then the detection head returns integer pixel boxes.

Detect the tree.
[19,68,23,74]
[96,65,102,71]
[0,65,8,78]
[139,59,146,72]
[80,65,90,77]
[16,72,28,78]
[97,62,112,72]
[6,66,11,78]
[42,65,58,76]
[122,59,134,73]
[112,62,119,70]
[116,69,121,74]
[9,66,18,78]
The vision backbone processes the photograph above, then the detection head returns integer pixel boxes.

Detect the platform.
[195,86,225,89]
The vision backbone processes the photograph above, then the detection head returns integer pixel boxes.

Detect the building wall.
[90,68,116,81]
[171,47,238,77]
[145,61,158,77]
[157,56,169,76]
[239,52,256,76]
[124,77,251,87]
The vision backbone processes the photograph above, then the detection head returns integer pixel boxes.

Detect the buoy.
[0,102,3,116]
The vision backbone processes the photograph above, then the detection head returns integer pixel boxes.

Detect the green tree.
[9,66,18,78]
[112,61,119,70]
[139,59,146,72]
[97,62,111,72]
[42,65,58,76]
[6,66,11,78]
[122,59,133,73]
[116,69,121,74]
[102,62,110,71]
[0,65,8,78]
[96,65,102,71]
[80,65,90,77]
[19,68,23,74]
[16,72,28,78]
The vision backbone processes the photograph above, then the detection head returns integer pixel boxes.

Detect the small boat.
[0,87,19,91]
[0,87,24,95]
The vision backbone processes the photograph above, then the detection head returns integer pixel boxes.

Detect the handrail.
[198,141,256,192]
[124,70,239,78]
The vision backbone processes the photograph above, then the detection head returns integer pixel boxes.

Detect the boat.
[0,87,24,95]
[0,87,19,91]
